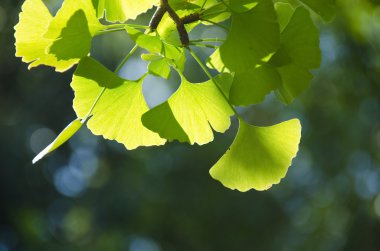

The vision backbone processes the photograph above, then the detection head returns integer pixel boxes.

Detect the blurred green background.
[1,0,380,250]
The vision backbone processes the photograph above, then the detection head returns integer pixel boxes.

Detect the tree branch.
[149,0,202,46]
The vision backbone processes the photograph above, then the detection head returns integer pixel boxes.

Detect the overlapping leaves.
[15,0,335,191]
[72,57,166,149]
[142,73,234,145]
[95,0,157,22]
[15,0,104,72]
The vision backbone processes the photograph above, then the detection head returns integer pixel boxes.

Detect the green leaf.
[142,73,234,145]
[126,27,162,54]
[298,0,336,22]
[126,27,185,71]
[96,0,157,22]
[71,57,166,149]
[43,0,103,70]
[47,10,92,61]
[210,118,301,192]
[14,0,61,70]
[229,0,259,13]
[32,119,84,164]
[156,7,200,46]
[230,65,281,105]
[208,0,280,73]
[14,0,103,72]
[275,2,295,32]
[201,1,231,25]
[270,6,321,103]
[45,0,102,39]
[147,58,172,79]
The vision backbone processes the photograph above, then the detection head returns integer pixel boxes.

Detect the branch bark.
[149,0,201,46]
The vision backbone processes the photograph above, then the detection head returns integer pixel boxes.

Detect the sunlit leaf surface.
[71,57,165,149]
[210,118,301,192]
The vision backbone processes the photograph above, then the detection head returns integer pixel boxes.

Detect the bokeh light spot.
[29,128,56,154]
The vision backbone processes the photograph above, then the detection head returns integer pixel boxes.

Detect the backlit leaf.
[230,65,281,105]
[71,57,166,149]
[229,0,259,13]
[43,0,103,70]
[270,6,321,103]
[210,118,301,192]
[32,119,84,164]
[275,2,295,32]
[142,73,234,145]
[208,0,280,73]
[298,0,336,22]
[96,0,158,22]
[126,27,186,71]
[14,0,59,70]
[147,58,172,79]
[14,0,103,72]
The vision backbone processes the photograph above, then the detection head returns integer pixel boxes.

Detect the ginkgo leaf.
[125,27,162,54]
[142,73,234,145]
[229,0,259,13]
[126,27,186,71]
[14,0,62,70]
[47,10,92,61]
[33,119,84,164]
[208,0,280,72]
[275,2,294,32]
[96,0,157,22]
[270,6,321,103]
[141,53,171,79]
[42,0,103,70]
[298,0,336,22]
[230,65,281,105]
[45,0,102,39]
[14,0,103,72]
[148,58,172,79]
[200,0,231,25]
[71,57,165,149]
[156,6,200,46]
[210,118,301,192]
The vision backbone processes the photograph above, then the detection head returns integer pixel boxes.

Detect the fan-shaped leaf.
[230,65,281,105]
[208,0,280,72]
[14,0,103,72]
[142,73,234,145]
[270,6,321,103]
[71,57,165,149]
[210,118,301,192]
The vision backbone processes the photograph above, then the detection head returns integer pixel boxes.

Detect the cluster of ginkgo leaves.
[14,0,335,192]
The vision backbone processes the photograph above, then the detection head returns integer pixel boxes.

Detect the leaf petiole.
[95,28,126,36]
[189,43,219,49]
[200,19,229,31]
[187,47,240,119]
[81,44,139,122]
[96,24,149,36]
[190,38,225,43]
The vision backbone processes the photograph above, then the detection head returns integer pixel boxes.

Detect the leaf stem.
[106,23,150,30]
[187,47,240,118]
[149,0,202,45]
[201,19,229,31]
[201,9,229,19]
[96,24,149,36]
[201,0,209,9]
[115,44,139,74]
[190,38,225,43]
[95,28,126,36]
[81,45,139,122]
[189,43,218,49]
